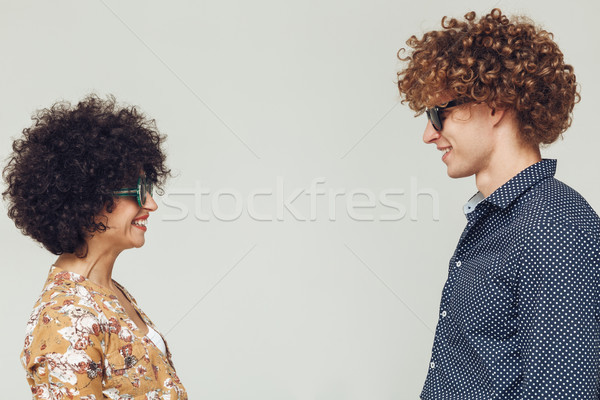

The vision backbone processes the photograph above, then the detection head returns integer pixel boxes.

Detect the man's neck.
[475,142,542,198]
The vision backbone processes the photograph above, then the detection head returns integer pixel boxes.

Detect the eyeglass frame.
[113,175,153,207]
[425,98,471,131]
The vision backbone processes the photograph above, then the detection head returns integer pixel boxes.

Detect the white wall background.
[1,0,599,398]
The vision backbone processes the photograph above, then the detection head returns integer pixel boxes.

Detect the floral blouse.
[21,266,187,399]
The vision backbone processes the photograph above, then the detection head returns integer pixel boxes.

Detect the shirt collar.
[464,159,557,214]
[463,191,485,215]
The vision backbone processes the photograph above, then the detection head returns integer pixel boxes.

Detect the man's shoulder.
[519,177,600,237]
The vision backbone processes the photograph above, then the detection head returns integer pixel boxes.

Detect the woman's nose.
[143,194,158,211]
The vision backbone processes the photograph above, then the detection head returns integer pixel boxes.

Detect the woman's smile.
[131,214,149,231]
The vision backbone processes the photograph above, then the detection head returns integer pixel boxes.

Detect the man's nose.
[423,120,441,144]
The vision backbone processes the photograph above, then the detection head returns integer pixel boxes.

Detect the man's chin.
[446,168,472,179]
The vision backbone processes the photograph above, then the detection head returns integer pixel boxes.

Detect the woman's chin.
[120,236,146,250]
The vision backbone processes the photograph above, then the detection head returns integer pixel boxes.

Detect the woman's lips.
[132,215,148,231]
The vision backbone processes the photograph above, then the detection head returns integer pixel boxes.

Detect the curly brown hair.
[397,8,579,146]
[2,94,171,256]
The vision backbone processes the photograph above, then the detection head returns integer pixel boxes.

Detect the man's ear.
[490,107,506,127]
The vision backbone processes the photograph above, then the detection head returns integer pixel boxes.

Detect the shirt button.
[441,311,447,318]
[455,261,462,267]
[430,362,435,369]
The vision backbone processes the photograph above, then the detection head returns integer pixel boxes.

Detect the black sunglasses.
[425,99,470,131]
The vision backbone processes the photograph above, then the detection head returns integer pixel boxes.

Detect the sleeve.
[517,222,600,398]
[21,300,105,400]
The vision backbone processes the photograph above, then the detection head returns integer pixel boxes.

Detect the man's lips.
[438,146,453,161]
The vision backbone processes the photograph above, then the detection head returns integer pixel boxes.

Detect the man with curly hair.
[397,9,600,399]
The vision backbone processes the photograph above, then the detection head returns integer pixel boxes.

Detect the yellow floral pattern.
[21,266,187,399]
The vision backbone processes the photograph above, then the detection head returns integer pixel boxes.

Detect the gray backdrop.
[2,0,599,398]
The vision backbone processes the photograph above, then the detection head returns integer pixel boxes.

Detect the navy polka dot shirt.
[421,159,600,399]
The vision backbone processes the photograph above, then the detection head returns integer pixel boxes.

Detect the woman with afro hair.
[3,95,187,399]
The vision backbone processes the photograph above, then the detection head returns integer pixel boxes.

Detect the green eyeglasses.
[114,175,154,207]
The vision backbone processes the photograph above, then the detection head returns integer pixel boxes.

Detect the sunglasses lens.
[139,176,154,206]
[135,177,142,207]
[141,182,146,207]
[426,109,441,131]
[146,181,153,204]
[431,109,442,131]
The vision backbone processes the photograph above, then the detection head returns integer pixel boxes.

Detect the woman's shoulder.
[27,278,88,337]
[24,267,148,345]
[40,267,108,307]
[25,267,116,337]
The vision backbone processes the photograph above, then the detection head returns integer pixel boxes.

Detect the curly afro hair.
[3,94,171,256]
[397,8,580,146]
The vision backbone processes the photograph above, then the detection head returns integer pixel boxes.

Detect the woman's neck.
[55,245,121,289]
